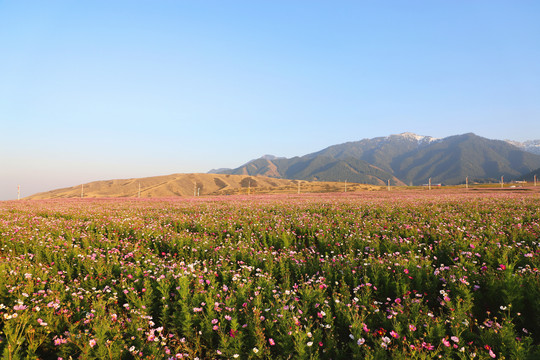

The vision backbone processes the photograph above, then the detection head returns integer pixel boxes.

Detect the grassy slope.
[25,173,384,199]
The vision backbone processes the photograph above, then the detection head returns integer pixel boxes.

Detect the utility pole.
[344,180,347,193]
[387,179,390,191]
[297,181,300,194]
[428,178,431,191]
[466,176,468,189]
[17,185,20,200]
[534,174,537,187]
[248,180,251,195]
[197,188,200,197]
[501,176,504,188]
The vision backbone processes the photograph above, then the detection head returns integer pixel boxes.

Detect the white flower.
[307,341,313,347]
[253,347,259,353]
[357,338,365,345]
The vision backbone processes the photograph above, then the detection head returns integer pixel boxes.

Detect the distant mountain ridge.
[210,132,540,185]
[505,139,540,155]
[25,173,384,199]
[522,169,540,182]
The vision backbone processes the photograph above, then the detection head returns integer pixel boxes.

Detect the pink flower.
[451,336,459,343]
[409,324,416,332]
[89,339,97,348]
[442,338,450,347]
[269,338,275,346]
[489,349,496,358]
[499,264,506,270]
[390,330,399,339]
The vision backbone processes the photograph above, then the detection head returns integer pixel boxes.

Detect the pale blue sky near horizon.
[1,1,539,200]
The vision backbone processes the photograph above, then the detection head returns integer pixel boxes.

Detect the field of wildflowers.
[0,191,539,359]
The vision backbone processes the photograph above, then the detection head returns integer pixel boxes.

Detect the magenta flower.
[442,338,450,347]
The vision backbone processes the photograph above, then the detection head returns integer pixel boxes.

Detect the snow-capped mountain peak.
[505,139,540,155]
[391,132,439,143]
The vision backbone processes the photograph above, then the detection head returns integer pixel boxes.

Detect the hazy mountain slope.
[312,132,438,173]
[211,132,540,186]
[25,174,294,199]
[395,134,540,184]
[505,139,540,155]
[520,168,540,182]
[215,154,403,186]
[25,173,385,199]
[282,156,404,185]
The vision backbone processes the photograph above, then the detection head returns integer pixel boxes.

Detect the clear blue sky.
[1,1,539,200]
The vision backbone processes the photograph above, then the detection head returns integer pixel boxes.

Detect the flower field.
[1,191,539,359]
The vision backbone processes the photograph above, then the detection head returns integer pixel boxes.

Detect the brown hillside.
[25,173,384,199]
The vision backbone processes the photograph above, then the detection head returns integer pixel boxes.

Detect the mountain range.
[210,133,540,186]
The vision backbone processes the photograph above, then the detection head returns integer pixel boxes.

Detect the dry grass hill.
[25,173,383,199]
